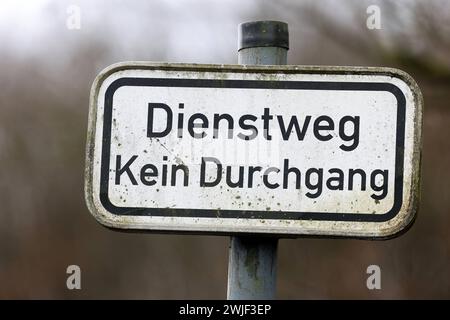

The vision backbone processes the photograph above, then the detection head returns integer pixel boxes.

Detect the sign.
[85,62,422,238]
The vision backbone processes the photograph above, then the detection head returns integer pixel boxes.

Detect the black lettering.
[188,113,208,138]
[171,164,189,186]
[213,113,234,139]
[313,115,334,141]
[263,167,280,189]
[339,116,360,151]
[115,155,138,185]
[200,157,222,187]
[261,107,273,140]
[326,168,344,190]
[177,103,184,138]
[140,164,158,186]
[147,103,172,138]
[247,166,262,188]
[371,169,389,200]
[237,115,258,141]
[226,166,244,188]
[349,168,366,191]
[283,158,301,189]
[277,115,311,141]
[305,168,323,198]
[161,155,168,186]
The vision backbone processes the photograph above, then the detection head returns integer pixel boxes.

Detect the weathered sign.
[85,62,422,238]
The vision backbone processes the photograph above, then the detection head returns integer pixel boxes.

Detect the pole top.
[238,20,289,51]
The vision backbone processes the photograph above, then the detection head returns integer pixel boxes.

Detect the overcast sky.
[1,0,447,69]
[0,0,262,65]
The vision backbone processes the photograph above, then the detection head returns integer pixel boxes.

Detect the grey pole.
[227,21,289,300]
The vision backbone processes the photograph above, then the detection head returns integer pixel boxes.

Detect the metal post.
[227,21,289,300]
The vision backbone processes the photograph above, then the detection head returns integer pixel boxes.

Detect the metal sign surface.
[85,62,422,238]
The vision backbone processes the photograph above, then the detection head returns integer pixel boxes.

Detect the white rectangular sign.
[85,62,422,238]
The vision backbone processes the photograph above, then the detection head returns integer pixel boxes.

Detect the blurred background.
[0,0,449,299]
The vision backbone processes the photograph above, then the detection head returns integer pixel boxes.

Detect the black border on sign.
[99,78,406,222]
